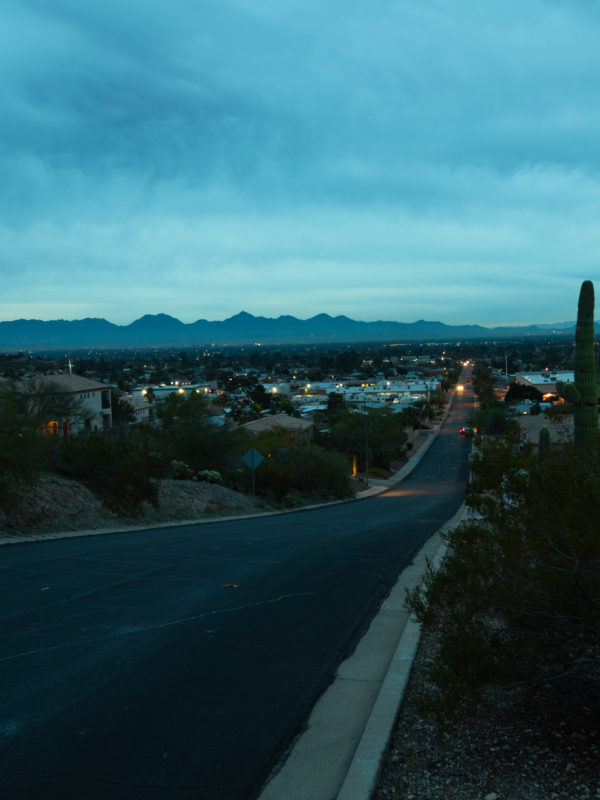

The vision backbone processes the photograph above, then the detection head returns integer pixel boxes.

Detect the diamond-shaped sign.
[242,448,264,469]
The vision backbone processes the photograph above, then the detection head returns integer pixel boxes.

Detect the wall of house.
[76,389,112,433]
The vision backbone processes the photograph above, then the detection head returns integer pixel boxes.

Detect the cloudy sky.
[2,0,600,327]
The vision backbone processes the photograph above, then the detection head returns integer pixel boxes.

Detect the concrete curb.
[257,503,470,800]
[335,503,469,800]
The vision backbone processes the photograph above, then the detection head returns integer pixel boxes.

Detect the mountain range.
[0,312,583,350]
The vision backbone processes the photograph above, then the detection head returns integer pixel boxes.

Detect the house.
[517,413,575,448]
[241,413,315,441]
[22,373,112,435]
[515,371,574,400]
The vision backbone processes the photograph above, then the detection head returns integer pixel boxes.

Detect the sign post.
[242,448,264,496]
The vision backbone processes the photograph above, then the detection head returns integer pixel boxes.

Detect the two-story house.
[23,373,113,435]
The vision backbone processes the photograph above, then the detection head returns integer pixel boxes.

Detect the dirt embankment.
[0,474,271,540]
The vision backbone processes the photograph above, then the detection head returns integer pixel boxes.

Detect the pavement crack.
[0,592,313,663]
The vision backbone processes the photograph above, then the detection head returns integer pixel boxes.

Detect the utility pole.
[364,394,369,487]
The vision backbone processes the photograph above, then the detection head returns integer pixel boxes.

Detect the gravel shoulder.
[374,612,600,800]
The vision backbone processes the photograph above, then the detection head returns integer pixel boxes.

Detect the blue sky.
[2,0,600,327]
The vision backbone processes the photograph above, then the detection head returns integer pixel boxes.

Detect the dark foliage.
[327,407,407,471]
[504,381,543,403]
[244,429,353,502]
[55,432,160,516]
[0,383,51,512]
[155,392,246,476]
[407,441,600,721]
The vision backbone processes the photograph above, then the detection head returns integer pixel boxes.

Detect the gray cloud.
[2,0,600,326]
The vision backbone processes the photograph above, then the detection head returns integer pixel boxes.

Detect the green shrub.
[55,433,159,516]
[156,392,245,475]
[169,460,195,480]
[328,408,407,471]
[407,442,600,721]
[245,429,353,501]
[0,382,54,514]
[197,469,223,484]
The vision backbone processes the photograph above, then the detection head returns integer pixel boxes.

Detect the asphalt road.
[0,389,472,799]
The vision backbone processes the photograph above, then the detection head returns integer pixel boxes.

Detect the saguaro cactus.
[538,425,550,456]
[574,280,597,465]
[557,281,598,466]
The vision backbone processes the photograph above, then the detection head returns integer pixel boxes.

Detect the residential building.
[241,413,315,441]
[515,371,574,399]
[23,373,112,435]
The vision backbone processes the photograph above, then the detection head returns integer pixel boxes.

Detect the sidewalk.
[259,396,469,800]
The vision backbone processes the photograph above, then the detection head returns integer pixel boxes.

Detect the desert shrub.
[197,469,223,484]
[407,442,600,721]
[246,429,352,501]
[156,392,245,475]
[0,382,55,514]
[261,445,352,501]
[169,460,196,480]
[55,432,159,516]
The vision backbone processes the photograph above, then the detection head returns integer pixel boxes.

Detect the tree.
[504,381,543,404]
[111,390,136,426]
[272,395,296,415]
[334,348,361,374]
[429,388,447,410]
[0,378,88,516]
[246,428,352,502]
[326,392,345,418]
[401,404,423,432]
[55,431,160,515]
[156,391,245,475]
[18,378,85,430]
[328,408,407,471]
[248,384,271,411]
[407,440,600,720]
[0,382,49,514]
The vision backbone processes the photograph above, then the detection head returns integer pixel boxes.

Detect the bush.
[169,460,196,480]
[407,442,600,721]
[197,469,223,484]
[328,408,407,471]
[156,392,245,475]
[55,433,159,516]
[246,429,353,501]
[0,383,54,514]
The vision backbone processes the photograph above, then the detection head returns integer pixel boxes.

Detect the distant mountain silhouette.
[0,312,581,350]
